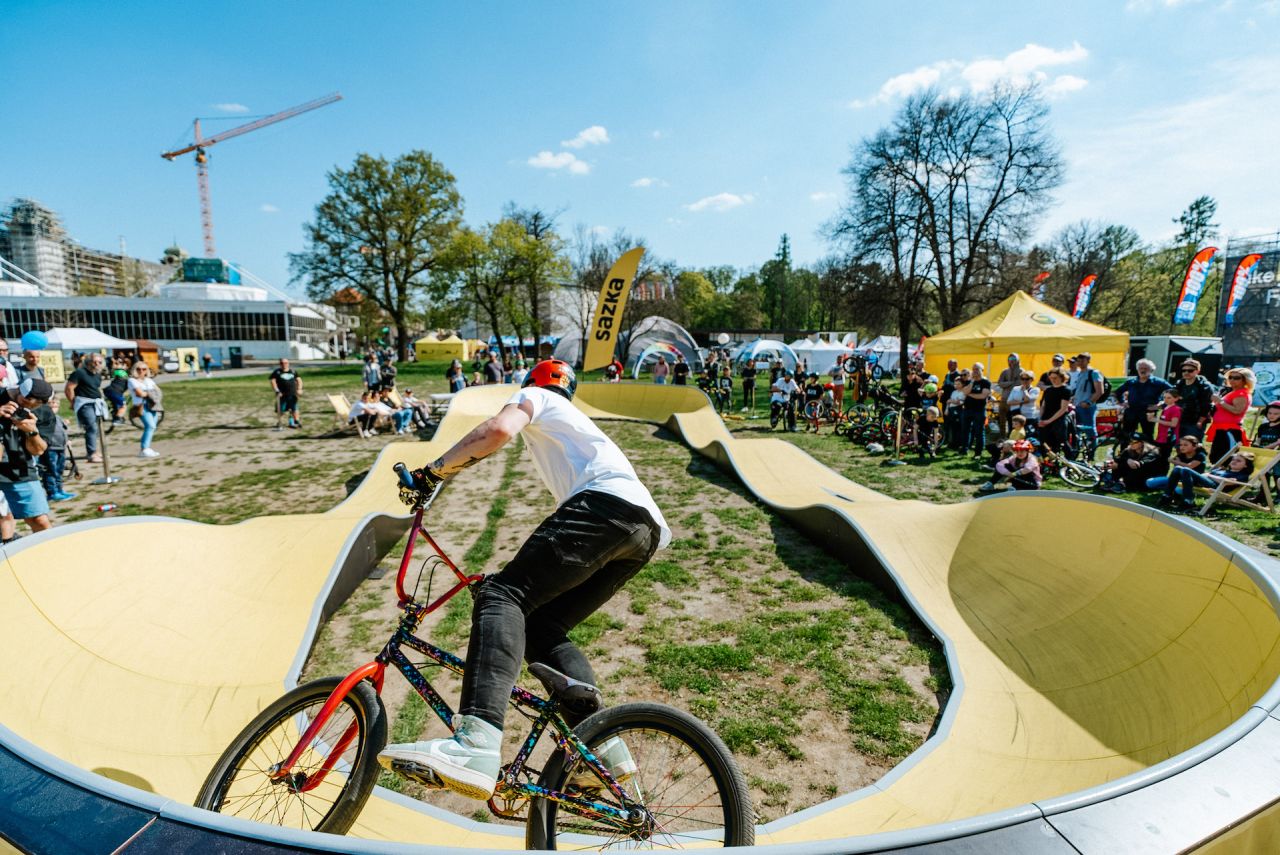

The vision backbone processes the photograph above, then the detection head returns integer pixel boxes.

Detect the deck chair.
[385,388,404,409]
[1197,443,1280,516]
[327,394,359,434]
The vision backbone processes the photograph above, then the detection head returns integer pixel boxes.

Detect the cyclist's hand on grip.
[411,466,445,491]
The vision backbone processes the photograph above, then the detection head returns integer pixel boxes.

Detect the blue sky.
[3,1,1278,296]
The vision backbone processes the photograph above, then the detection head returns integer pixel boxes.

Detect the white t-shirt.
[1006,385,1040,418]
[128,377,158,406]
[509,387,670,549]
[771,377,800,403]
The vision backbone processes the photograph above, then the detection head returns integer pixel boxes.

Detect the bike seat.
[529,662,603,713]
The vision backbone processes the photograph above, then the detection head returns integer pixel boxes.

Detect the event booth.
[792,339,853,374]
[413,332,468,362]
[924,291,1128,379]
[733,338,799,373]
[624,316,701,375]
[855,335,903,375]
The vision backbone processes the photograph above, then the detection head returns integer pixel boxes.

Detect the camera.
[5,406,32,423]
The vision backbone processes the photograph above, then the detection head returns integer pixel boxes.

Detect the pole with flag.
[1172,246,1218,326]
[1224,253,1263,327]
[1032,271,1051,302]
[582,248,646,372]
[1072,275,1097,318]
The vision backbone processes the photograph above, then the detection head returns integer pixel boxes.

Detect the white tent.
[855,335,902,374]
[42,327,136,351]
[793,340,853,374]
[733,339,799,373]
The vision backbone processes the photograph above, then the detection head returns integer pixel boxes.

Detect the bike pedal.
[391,760,447,790]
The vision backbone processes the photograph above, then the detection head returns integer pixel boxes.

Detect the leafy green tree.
[291,150,463,360]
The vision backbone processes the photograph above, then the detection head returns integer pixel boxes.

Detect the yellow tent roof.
[414,332,463,344]
[926,290,1128,354]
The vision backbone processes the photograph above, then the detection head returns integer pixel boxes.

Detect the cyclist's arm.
[428,400,532,478]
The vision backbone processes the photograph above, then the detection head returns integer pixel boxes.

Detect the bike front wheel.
[1060,461,1101,489]
[527,702,755,850]
[194,676,387,835]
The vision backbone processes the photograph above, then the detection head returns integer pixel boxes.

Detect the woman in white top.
[1005,371,1041,422]
[128,362,161,458]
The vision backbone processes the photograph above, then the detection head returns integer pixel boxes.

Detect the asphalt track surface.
[3,383,1280,853]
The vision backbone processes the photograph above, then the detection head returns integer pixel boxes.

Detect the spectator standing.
[652,355,669,385]
[1070,352,1105,450]
[961,363,992,457]
[502,357,514,383]
[483,352,503,385]
[185,353,197,377]
[105,360,129,424]
[1037,369,1074,452]
[740,361,757,412]
[128,362,162,459]
[380,359,398,391]
[996,353,1023,433]
[830,361,845,412]
[901,364,925,411]
[941,359,959,405]
[511,360,529,386]
[1116,359,1172,442]
[945,369,970,449]
[1038,353,1068,390]
[202,352,213,377]
[363,355,382,391]
[0,377,54,538]
[980,440,1041,491]
[1147,436,1207,492]
[270,358,302,430]
[446,359,466,394]
[1006,371,1040,425]
[0,342,15,391]
[1173,359,1215,440]
[65,352,105,464]
[1153,390,1182,457]
[34,392,72,503]
[16,348,44,385]
[672,354,690,386]
[1207,368,1254,461]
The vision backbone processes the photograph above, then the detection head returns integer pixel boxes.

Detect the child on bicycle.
[379,359,670,800]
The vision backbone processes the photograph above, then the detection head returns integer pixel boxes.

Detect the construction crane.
[161,92,342,257]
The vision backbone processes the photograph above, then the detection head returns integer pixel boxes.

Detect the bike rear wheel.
[527,702,754,850]
[194,676,387,835]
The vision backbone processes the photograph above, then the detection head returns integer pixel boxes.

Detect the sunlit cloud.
[560,125,610,148]
[214,103,250,113]
[528,150,590,175]
[685,192,753,213]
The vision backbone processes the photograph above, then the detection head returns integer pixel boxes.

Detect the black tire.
[526,702,754,850]
[194,677,387,835]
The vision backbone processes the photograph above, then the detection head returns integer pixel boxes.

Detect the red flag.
[1032,271,1051,301]
[1073,275,1097,318]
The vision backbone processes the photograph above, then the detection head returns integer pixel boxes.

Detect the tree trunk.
[395,318,411,362]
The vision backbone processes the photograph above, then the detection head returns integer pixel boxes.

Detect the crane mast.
[161,93,342,258]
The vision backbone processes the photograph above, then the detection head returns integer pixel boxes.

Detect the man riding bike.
[378,359,671,799]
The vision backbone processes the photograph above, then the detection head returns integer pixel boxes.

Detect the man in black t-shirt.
[270,358,303,430]
[740,363,757,412]
[1172,359,1215,440]
[961,364,992,457]
[1,378,54,539]
[64,353,105,463]
[483,352,503,385]
[672,354,690,386]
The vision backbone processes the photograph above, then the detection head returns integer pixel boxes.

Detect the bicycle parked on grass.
[195,464,754,849]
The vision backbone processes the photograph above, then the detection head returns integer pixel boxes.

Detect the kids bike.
[194,464,755,849]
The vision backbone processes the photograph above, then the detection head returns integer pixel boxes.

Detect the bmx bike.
[195,464,754,849]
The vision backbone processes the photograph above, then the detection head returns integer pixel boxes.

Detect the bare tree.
[833,84,1063,337]
[1048,220,1141,320]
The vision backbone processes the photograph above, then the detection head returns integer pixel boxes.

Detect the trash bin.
[228,346,243,369]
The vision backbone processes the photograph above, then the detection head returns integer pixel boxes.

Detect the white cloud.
[560,125,610,148]
[1126,0,1202,10]
[260,203,279,213]
[809,191,837,203]
[1045,74,1089,97]
[631,177,667,188]
[685,192,753,213]
[527,150,590,175]
[851,42,1089,107]
[651,130,664,139]
[214,102,249,113]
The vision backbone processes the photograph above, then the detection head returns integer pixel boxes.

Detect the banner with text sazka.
[583,248,645,372]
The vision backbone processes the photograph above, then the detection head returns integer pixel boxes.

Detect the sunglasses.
[1181,368,1196,373]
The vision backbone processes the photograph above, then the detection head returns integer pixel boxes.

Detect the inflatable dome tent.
[624,316,701,375]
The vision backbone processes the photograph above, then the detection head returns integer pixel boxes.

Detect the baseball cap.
[1052,353,1065,361]
[18,377,53,402]
[1074,352,1092,360]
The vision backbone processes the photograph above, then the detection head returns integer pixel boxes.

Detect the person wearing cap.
[1038,354,1067,391]
[1070,352,1105,451]
[995,353,1023,434]
[1099,433,1165,494]
[0,377,54,539]
[1116,359,1172,443]
[1172,359,1215,441]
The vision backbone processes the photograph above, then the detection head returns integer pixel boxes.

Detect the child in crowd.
[980,439,1041,492]
[916,406,942,459]
[1008,414,1027,443]
[1153,389,1182,458]
[36,401,73,502]
[1146,435,1207,492]
[983,412,1006,467]
[1099,434,1165,494]
[1255,401,1280,449]
[1160,450,1255,512]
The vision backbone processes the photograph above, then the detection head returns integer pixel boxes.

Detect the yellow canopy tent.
[413,332,467,362]
[924,291,1128,380]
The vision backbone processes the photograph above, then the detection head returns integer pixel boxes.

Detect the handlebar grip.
[393,462,416,489]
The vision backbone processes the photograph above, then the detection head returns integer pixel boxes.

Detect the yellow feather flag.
[582,247,645,372]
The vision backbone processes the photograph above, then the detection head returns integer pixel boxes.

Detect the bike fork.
[269,661,386,788]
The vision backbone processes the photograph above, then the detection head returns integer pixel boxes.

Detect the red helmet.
[1012,439,1033,452]
[522,359,577,400]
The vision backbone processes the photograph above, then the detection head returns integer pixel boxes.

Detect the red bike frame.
[269,503,483,790]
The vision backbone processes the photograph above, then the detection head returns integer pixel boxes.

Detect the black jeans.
[460,490,661,730]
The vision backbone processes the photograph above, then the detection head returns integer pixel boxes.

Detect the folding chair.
[327,394,358,435]
[1197,443,1280,516]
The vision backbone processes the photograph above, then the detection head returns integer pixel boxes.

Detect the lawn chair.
[1197,443,1280,516]
[385,388,404,409]
[327,394,358,434]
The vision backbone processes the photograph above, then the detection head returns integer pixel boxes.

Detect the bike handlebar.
[393,462,416,490]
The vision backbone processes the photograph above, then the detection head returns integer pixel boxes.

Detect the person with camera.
[0,377,55,541]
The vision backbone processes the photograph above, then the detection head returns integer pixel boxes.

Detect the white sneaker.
[378,714,501,800]
[138,448,160,458]
[567,736,638,791]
